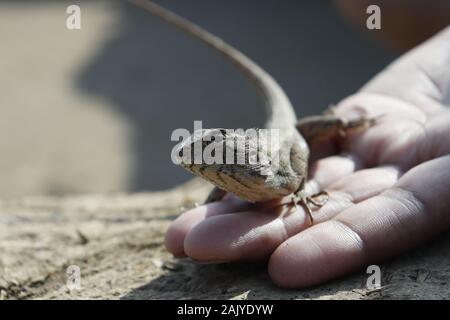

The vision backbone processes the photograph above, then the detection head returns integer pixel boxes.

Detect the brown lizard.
[130,0,376,223]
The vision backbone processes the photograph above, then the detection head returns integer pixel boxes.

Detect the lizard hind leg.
[296,113,381,145]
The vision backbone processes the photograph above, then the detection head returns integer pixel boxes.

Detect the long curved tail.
[128,0,297,130]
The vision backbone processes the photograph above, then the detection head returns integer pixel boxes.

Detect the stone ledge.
[1,178,449,299]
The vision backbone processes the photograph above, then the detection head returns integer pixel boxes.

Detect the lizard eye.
[177,146,194,164]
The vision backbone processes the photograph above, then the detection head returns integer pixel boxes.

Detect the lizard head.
[174,128,298,202]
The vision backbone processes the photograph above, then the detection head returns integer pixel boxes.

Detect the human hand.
[165,26,450,288]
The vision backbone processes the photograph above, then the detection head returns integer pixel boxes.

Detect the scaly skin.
[131,0,376,222]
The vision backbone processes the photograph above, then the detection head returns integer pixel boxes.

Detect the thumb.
[361,26,450,112]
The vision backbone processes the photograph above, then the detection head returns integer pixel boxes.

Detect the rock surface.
[1,178,449,300]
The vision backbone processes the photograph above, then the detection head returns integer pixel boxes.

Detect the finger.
[166,156,379,258]
[268,155,450,288]
[345,117,426,170]
[165,197,252,257]
[183,166,399,262]
[307,154,362,195]
[314,165,401,222]
[343,109,450,171]
[309,93,427,171]
[167,154,377,257]
[361,26,450,113]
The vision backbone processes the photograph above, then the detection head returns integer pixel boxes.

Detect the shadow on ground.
[120,258,368,300]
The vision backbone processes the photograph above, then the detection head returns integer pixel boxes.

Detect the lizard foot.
[291,191,329,225]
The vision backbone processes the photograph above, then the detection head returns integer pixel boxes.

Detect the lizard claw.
[290,190,329,225]
[307,190,329,207]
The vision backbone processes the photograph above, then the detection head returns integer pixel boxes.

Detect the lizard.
[129,0,377,224]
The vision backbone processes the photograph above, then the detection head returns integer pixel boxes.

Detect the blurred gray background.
[0,0,397,198]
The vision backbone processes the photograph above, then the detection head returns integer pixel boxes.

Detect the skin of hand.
[165,26,450,288]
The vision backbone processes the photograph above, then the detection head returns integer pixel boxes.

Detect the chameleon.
[130,0,377,224]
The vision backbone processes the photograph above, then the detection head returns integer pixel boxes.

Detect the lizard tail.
[128,0,297,130]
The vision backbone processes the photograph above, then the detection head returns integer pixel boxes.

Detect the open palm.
[165,27,450,288]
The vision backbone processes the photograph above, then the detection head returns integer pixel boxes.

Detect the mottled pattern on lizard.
[130,0,376,223]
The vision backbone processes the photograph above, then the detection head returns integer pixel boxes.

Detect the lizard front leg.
[291,189,329,225]
[288,141,329,225]
[291,109,379,223]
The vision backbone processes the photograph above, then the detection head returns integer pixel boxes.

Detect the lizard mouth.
[174,128,276,172]
[174,129,227,167]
